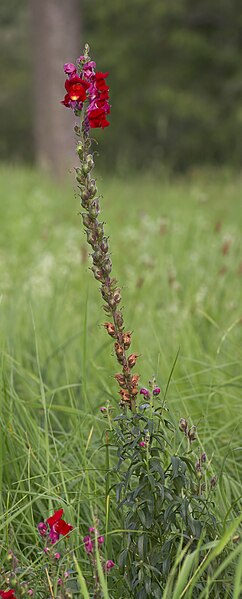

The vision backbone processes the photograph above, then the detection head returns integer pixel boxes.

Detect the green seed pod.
[76,142,84,158]
[88,178,97,198]
[102,257,112,274]
[89,199,100,217]
[81,189,90,203]
[101,237,109,253]
[76,168,86,185]
[82,213,93,228]
[86,154,94,170]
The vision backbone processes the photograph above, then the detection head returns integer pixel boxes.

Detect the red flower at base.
[0,591,17,599]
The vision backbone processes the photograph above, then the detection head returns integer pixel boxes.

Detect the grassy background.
[0,165,242,595]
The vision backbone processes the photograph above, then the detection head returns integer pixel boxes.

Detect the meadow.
[0,165,242,597]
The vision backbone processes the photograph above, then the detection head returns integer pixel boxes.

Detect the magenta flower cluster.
[83,527,115,572]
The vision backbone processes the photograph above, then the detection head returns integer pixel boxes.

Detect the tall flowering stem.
[62,44,139,413]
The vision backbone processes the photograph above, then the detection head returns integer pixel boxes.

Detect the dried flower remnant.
[62,44,139,412]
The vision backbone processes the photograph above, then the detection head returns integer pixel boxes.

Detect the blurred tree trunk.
[31,0,81,178]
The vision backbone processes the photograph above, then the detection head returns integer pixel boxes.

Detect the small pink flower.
[57,578,63,586]
[43,547,49,554]
[98,535,105,545]
[54,552,61,560]
[64,571,69,579]
[37,522,47,536]
[140,388,150,398]
[49,528,60,544]
[64,63,77,77]
[89,526,97,533]
[27,591,33,597]
[153,386,161,396]
[83,535,93,554]
[100,406,107,413]
[105,560,115,571]
[139,441,146,448]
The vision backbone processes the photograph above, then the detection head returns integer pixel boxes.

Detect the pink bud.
[139,441,146,448]
[54,552,61,560]
[37,522,47,536]
[100,406,107,413]
[105,559,115,571]
[153,386,161,396]
[83,535,94,554]
[43,547,49,554]
[98,535,105,545]
[140,388,150,398]
[27,591,34,596]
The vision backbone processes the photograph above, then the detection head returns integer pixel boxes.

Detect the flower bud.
[201,452,207,463]
[105,560,115,571]
[139,441,146,448]
[188,426,196,442]
[128,353,139,368]
[179,418,188,434]
[100,406,107,413]
[103,322,116,337]
[122,331,132,349]
[140,387,150,398]
[210,475,217,489]
[153,386,161,396]
[131,374,140,385]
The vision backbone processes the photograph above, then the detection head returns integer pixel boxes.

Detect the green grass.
[0,165,242,596]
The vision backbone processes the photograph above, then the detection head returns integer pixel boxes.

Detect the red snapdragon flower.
[0,591,17,599]
[88,107,110,129]
[45,508,73,543]
[64,75,90,102]
[61,50,111,129]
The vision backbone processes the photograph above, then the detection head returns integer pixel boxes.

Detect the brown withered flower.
[122,331,132,350]
[103,322,116,338]
[114,342,125,363]
[114,373,126,387]
[127,353,139,368]
[119,389,131,403]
